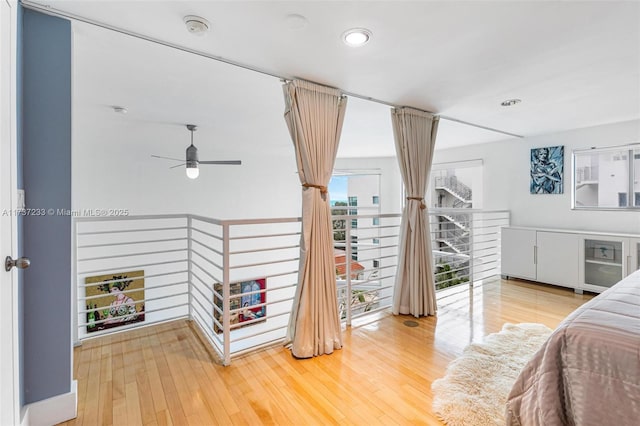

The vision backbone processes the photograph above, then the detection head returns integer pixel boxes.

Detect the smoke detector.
[501,99,522,107]
[184,15,210,36]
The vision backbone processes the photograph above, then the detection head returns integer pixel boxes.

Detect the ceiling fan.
[152,124,241,179]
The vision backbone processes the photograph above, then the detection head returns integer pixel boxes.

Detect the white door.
[0,0,20,424]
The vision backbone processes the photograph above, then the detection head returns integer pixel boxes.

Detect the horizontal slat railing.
[73,209,509,363]
[332,213,402,325]
[429,209,510,292]
[73,216,190,343]
[193,217,302,365]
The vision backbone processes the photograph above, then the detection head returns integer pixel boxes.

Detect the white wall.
[71,21,303,221]
[72,99,301,220]
[433,119,640,234]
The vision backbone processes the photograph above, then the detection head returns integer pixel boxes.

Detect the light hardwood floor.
[60,278,593,426]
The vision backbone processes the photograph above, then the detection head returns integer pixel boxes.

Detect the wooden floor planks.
[59,278,592,426]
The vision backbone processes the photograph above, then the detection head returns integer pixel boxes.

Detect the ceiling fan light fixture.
[151,123,241,177]
[342,28,371,47]
[183,15,210,36]
[186,163,199,179]
[186,142,198,162]
[185,125,200,179]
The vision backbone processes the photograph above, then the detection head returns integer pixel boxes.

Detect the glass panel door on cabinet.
[584,239,624,289]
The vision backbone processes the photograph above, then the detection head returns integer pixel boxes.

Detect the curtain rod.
[21,0,523,139]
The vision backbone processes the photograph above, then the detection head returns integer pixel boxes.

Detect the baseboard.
[21,380,77,426]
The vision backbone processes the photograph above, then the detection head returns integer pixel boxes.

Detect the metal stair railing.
[436,213,469,231]
[434,212,471,254]
[434,175,473,203]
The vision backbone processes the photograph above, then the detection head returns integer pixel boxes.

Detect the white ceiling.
[27,0,640,157]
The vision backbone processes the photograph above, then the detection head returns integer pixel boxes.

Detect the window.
[428,159,482,209]
[372,217,380,226]
[573,146,640,209]
[351,235,358,260]
[329,170,381,260]
[618,193,628,207]
[373,238,379,244]
[348,197,358,217]
[373,259,380,268]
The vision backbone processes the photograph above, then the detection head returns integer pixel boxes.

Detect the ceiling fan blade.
[199,160,242,165]
[152,154,184,162]
[169,163,186,169]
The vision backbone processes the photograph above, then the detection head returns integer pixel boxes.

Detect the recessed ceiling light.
[342,28,371,47]
[501,99,522,107]
[183,15,210,36]
[112,106,128,114]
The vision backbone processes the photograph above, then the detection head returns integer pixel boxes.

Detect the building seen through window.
[329,171,381,277]
[428,160,483,290]
[574,146,639,209]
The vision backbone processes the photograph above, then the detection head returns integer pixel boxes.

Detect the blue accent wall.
[21,8,72,404]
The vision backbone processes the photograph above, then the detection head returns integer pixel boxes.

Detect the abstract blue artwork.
[530,145,564,194]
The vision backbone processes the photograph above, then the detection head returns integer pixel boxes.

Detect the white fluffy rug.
[431,323,552,426]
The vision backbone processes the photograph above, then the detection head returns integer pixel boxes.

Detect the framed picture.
[530,145,564,194]
[84,270,145,333]
[214,278,266,334]
[593,243,615,260]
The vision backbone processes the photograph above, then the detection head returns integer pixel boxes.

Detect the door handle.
[5,256,30,272]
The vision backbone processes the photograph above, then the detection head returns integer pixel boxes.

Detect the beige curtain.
[282,79,347,358]
[391,107,439,317]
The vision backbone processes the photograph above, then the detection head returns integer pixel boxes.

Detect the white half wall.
[433,119,640,234]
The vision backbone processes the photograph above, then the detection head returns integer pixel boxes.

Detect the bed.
[505,269,640,426]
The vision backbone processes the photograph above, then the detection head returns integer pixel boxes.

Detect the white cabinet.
[536,231,580,289]
[501,227,579,290]
[501,228,536,280]
[502,227,640,294]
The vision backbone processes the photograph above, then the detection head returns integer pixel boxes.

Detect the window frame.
[572,144,640,211]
